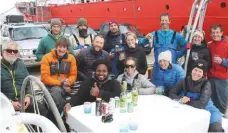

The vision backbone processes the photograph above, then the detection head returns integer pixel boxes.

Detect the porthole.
[221,2,226,8]
[165,5,170,10]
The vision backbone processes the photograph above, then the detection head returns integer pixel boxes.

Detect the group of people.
[1,12,227,132]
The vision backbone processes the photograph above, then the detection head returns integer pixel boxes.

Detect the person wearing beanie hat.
[104,20,124,53]
[152,50,185,95]
[186,29,211,76]
[68,17,94,55]
[169,59,224,132]
[36,18,75,61]
[70,58,121,106]
[158,50,172,64]
[77,18,89,38]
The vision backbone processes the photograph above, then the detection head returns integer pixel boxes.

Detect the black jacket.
[169,76,212,109]
[70,76,121,106]
[104,31,125,53]
[76,48,109,81]
[187,44,211,75]
[117,46,147,75]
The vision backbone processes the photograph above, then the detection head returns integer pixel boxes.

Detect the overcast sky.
[0,0,33,14]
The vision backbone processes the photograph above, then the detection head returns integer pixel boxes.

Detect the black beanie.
[191,59,208,74]
[92,59,112,73]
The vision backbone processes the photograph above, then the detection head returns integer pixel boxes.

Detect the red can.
[102,103,109,115]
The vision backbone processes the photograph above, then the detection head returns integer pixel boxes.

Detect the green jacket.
[1,59,31,101]
[35,33,75,61]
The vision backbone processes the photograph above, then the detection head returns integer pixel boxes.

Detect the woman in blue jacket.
[152,50,185,95]
[169,59,224,132]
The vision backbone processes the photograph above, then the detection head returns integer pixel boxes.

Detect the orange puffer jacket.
[41,49,77,86]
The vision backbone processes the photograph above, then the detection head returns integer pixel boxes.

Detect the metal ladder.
[184,0,211,76]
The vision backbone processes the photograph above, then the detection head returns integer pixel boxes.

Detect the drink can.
[127,102,134,113]
[108,101,114,114]
[102,103,109,115]
[115,96,120,108]
[95,98,102,116]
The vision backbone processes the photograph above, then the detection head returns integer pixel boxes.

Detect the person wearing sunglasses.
[1,40,47,115]
[117,57,156,94]
[117,32,147,75]
[169,59,224,132]
[152,50,185,96]
[186,29,211,76]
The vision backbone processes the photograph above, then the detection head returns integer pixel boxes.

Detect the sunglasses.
[5,49,19,54]
[125,64,135,68]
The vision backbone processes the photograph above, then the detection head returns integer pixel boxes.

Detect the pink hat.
[109,20,119,27]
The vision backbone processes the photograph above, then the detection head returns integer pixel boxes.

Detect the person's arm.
[70,79,91,106]
[35,38,45,61]
[98,80,121,102]
[40,56,61,86]
[187,81,211,109]
[116,74,123,83]
[67,38,76,56]
[138,32,154,47]
[76,51,87,80]
[21,61,32,97]
[117,59,125,74]
[68,56,77,86]
[176,65,185,81]
[138,51,147,75]
[176,34,187,58]
[139,75,155,95]
[221,58,228,67]
[203,48,212,70]
[169,80,184,99]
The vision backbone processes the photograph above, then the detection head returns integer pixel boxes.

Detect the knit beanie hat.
[109,20,119,27]
[49,18,63,27]
[92,58,112,73]
[191,59,208,74]
[158,50,172,63]
[193,30,205,40]
[77,18,88,27]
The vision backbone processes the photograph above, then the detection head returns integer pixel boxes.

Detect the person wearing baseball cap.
[36,18,75,61]
[153,50,185,96]
[186,29,211,76]
[169,59,224,132]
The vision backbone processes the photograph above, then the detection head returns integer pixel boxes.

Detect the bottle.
[132,79,139,106]
[119,91,127,113]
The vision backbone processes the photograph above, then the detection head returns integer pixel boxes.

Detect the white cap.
[158,50,172,63]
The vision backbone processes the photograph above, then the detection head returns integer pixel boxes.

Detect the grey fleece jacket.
[116,71,156,95]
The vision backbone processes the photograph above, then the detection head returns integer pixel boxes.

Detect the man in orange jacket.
[40,37,77,123]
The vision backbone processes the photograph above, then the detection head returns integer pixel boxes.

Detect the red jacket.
[208,36,228,79]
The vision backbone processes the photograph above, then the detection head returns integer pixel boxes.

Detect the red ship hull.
[36,0,228,39]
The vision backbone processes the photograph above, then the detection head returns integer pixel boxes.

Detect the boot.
[208,122,224,132]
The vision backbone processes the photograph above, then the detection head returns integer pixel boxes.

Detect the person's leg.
[208,122,224,132]
[48,86,66,112]
[212,79,228,114]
